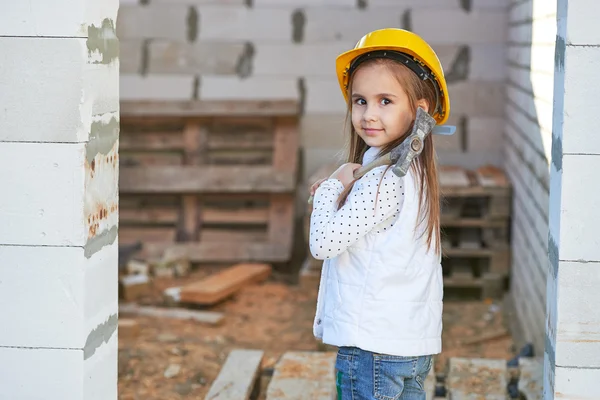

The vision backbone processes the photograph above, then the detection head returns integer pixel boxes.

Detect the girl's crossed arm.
[309,166,404,260]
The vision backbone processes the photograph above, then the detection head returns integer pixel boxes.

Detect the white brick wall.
[504,0,555,355]
[0,1,119,398]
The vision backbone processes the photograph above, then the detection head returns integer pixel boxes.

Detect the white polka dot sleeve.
[309,166,404,260]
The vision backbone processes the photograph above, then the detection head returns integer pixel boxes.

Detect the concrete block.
[300,114,347,148]
[561,46,600,154]
[0,0,118,37]
[0,347,83,400]
[435,44,506,82]
[83,324,118,400]
[554,365,600,399]
[556,261,600,368]
[302,8,403,43]
[532,17,559,45]
[506,85,553,134]
[84,242,118,336]
[468,117,505,151]
[116,5,189,40]
[152,0,244,3]
[412,9,507,44]
[0,37,118,143]
[199,6,291,42]
[199,75,298,100]
[0,246,84,348]
[447,81,505,117]
[0,143,86,246]
[508,66,554,104]
[120,73,195,100]
[565,0,600,45]
[253,43,354,77]
[148,41,245,74]
[508,43,555,74]
[120,39,143,73]
[368,0,509,8]
[304,78,347,114]
[559,155,600,261]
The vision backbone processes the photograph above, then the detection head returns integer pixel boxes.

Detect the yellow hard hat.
[336,28,451,127]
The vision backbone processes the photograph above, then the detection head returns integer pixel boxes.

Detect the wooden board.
[120,166,295,194]
[118,303,224,325]
[180,263,272,305]
[266,352,337,400]
[121,100,299,118]
[205,349,264,400]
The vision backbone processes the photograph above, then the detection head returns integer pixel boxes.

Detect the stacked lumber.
[119,100,300,264]
[440,165,512,300]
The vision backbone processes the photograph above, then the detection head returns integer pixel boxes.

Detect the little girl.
[309,28,453,399]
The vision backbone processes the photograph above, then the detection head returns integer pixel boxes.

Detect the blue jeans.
[335,346,433,400]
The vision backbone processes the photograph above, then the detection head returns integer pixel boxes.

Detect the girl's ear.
[416,99,429,113]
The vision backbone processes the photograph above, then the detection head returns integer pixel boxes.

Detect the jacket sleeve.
[309,166,404,260]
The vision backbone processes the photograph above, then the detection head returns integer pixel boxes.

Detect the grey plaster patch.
[459,116,468,152]
[187,7,199,42]
[551,134,563,172]
[84,313,118,360]
[87,117,119,164]
[401,10,412,31]
[545,333,556,389]
[236,42,255,78]
[297,77,306,116]
[87,19,119,65]
[548,232,559,279]
[85,226,118,259]
[445,46,470,84]
[141,39,150,75]
[357,0,368,9]
[292,9,306,44]
[193,76,200,100]
[554,35,566,72]
[459,0,472,12]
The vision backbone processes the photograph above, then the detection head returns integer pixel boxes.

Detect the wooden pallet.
[118,100,300,263]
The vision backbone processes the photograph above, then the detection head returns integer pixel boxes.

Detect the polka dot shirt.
[309,165,404,260]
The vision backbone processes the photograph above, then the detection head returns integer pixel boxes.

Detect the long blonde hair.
[337,58,441,254]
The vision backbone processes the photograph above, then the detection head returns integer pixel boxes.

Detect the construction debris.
[205,349,264,400]
[119,274,151,302]
[118,319,140,340]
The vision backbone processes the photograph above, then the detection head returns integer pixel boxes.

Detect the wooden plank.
[207,150,271,166]
[272,117,299,174]
[267,194,295,248]
[180,123,207,241]
[441,216,508,228]
[119,303,224,325]
[149,242,292,262]
[208,132,273,150]
[180,263,272,305]
[120,152,182,166]
[120,166,295,193]
[475,165,510,188]
[266,352,337,400]
[439,167,470,187]
[118,226,177,243]
[203,208,269,225]
[205,349,264,400]
[446,358,507,400]
[120,100,300,118]
[119,208,179,225]
[200,229,267,243]
[119,133,185,151]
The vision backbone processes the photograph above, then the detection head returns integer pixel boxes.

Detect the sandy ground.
[117,269,514,399]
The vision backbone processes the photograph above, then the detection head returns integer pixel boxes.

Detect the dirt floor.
[117,268,515,400]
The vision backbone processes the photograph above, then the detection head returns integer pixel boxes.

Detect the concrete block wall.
[0,1,120,399]
[117,0,509,181]
[504,0,556,353]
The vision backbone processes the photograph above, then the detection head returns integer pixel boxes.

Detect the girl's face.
[350,62,425,148]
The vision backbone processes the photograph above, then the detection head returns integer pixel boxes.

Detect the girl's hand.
[310,178,327,196]
[329,163,362,188]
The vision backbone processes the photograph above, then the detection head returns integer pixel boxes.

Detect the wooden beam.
[149,242,292,263]
[202,208,270,225]
[120,166,296,193]
[119,132,185,151]
[119,208,179,224]
[179,123,207,241]
[205,349,264,400]
[120,100,299,118]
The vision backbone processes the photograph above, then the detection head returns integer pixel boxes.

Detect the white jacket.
[309,146,443,356]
